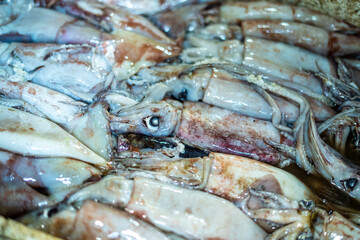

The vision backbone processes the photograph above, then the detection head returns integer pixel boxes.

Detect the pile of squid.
[1,0,360,239]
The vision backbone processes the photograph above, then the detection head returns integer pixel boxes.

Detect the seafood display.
[1,0,360,239]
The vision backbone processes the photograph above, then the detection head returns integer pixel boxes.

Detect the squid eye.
[342,178,358,191]
[46,207,59,218]
[178,88,188,101]
[144,116,160,132]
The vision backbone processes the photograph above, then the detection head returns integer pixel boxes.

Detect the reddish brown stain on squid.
[243,20,323,53]
[130,208,148,222]
[50,216,75,237]
[251,174,284,194]
[185,207,193,214]
[118,18,163,42]
[215,157,232,176]
[114,40,165,66]
[128,145,141,153]
[236,177,252,188]
[21,50,36,57]
[252,5,272,12]
[151,107,160,113]
[328,32,340,56]
[27,87,36,95]
[246,21,288,43]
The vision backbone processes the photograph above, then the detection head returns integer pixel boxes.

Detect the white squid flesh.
[0,105,110,170]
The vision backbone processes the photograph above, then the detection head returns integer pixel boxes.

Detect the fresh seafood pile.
[1,0,360,239]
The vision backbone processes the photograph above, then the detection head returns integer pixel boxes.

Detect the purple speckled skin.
[176,102,295,165]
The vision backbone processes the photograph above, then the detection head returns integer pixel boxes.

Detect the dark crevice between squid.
[115,133,209,159]
[118,133,177,150]
[179,144,209,158]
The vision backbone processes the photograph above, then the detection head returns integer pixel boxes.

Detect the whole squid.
[131,63,335,122]
[110,63,335,167]
[110,99,295,165]
[22,176,267,240]
[117,153,316,201]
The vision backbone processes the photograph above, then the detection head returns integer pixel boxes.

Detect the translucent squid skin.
[181,35,334,94]
[97,0,200,15]
[203,77,336,122]
[0,151,102,217]
[0,6,180,79]
[0,105,110,170]
[241,20,360,56]
[171,66,336,122]
[0,42,112,102]
[126,177,266,240]
[22,201,170,240]
[119,152,316,202]
[0,79,84,126]
[204,153,316,202]
[242,37,335,93]
[0,7,105,44]
[0,162,49,217]
[0,78,113,161]
[37,0,177,45]
[0,151,102,197]
[219,1,360,33]
[23,177,266,239]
